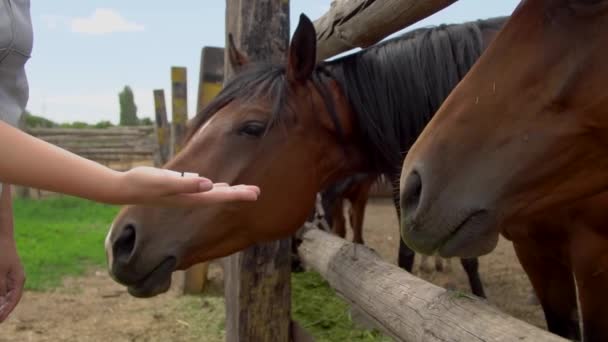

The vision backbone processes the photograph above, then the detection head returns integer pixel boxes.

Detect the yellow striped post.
[182,47,226,295]
[153,89,170,165]
[196,47,225,114]
[170,66,188,157]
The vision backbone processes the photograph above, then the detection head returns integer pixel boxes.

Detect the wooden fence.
[27,126,158,169]
[18,126,158,198]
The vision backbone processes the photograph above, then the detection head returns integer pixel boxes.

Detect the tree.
[23,111,58,128]
[94,120,114,129]
[118,86,138,126]
[138,117,153,126]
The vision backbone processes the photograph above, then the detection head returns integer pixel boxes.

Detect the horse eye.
[238,121,267,137]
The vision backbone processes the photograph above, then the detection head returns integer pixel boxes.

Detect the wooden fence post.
[223,1,301,341]
[179,47,226,295]
[153,89,170,165]
[170,66,188,157]
[169,66,195,294]
[197,46,225,114]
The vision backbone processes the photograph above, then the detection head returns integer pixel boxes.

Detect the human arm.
[0,121,260,206]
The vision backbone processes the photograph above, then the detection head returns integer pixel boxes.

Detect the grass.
[13,196,119,290]
[292,271,391,342]
[12,196,390,341]
[171,293,227,342]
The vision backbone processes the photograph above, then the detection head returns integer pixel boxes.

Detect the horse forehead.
[193,115,219,139]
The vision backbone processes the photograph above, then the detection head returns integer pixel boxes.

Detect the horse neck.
[322,17,506,175]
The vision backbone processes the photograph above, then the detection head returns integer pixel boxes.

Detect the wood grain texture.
[298,228,567,342]
[170,66,188,156]
[314,0,458,60]
[153,89,170,165]
[223,1,298,341]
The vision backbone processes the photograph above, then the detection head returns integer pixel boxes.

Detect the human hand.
[0,239,24,323]
[0,186,24,324]
[115,166,260,206]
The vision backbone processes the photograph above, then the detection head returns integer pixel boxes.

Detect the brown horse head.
[104,15,363,297]
[104,13,507,297]
[399,0,608,258]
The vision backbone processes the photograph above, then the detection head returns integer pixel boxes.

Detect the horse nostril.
[113,224,136,264]
[401,170,423,222]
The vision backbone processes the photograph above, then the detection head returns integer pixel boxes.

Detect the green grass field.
[13,196,118,290]
[12,196,388,341]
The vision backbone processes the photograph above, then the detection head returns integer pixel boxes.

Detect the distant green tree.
[22,111,58,128]
[118,86,138,126]
[138,117,153,126]
[60,121,89,129]
[94,120,114,129]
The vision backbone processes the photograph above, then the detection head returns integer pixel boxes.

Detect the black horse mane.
[187,16,508,173]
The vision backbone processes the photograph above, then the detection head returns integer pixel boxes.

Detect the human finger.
[233,185,261,195]
[152,169,213,194]
[165,186,260,206]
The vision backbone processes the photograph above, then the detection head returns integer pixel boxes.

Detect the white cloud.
[70,8,144,35]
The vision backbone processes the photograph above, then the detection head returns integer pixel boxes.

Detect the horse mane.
[324,16,507,173]
[186,16,508,174]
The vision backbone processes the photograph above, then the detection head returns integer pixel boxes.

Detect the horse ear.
[287,14,317,83]
[228,33,249,70]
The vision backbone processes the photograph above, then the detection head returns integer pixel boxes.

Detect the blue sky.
[26,1,520,124]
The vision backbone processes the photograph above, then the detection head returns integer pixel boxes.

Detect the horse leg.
[434,256,444,272]
[444,257,453,273]
[330,198,346,239]
[398,238,416,272]
[570,233,608,342]
[388,174,416,273]
[418,255,433,273]
[572,268,608,342]
[513,242,580,340]
[460,258,486,298]
[347,178,373,245]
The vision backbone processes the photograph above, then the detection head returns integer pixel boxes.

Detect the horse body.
[399,1,608,340]
[500,192,608,341]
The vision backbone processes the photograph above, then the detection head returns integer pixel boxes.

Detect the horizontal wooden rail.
[314,0,458,60]
[297,228,566,342]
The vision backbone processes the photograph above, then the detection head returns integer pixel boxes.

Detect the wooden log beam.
[32,135,154,143]
[314,0,458,60]
[26,127,154,136]
[298,228,567,342]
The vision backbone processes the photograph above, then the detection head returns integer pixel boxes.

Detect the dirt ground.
[0,199,546,341]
